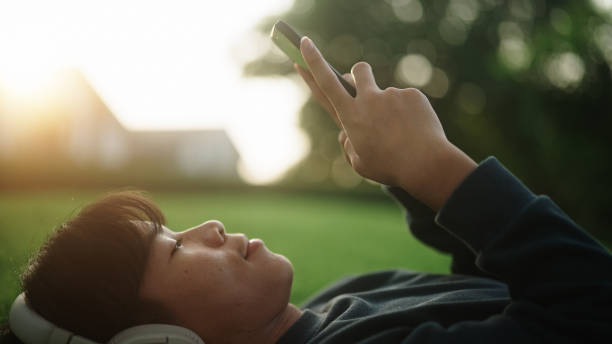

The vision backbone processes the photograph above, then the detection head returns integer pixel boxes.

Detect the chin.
[271,252,294,285]
[278,252,294,272]
[258,246,294,287]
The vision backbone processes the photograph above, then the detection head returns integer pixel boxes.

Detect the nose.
[184,220,226,247]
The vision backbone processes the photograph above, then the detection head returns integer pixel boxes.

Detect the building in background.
[0,70,240,188]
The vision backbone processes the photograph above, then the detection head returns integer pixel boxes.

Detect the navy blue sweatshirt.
[277,157,612,343]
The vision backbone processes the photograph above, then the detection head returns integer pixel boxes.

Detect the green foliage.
[245,0,612,240]
[0,189,450,323]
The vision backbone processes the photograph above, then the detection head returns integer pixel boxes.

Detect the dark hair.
[14,191,172,342]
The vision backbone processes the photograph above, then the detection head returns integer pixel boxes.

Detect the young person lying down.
[6,37,611,343]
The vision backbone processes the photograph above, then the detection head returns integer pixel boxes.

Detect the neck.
[229,304,302,344]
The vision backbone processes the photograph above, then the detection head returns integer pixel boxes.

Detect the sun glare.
[0,66,63,101]
[0,0,306,184]
[0,2,69,100]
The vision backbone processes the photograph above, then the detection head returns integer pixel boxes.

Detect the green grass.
[0,189,451,324]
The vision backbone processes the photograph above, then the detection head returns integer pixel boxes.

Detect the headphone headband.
[9,293,205,344]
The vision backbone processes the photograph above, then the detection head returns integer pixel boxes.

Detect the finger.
[295,64,341,127]
[338,130,353,166]
[295,65,334,113]
[351,62,379,93]
[300,37,352,112]
[342,73,356,88]
[338,130,347,146]
[295,63,318,89]
[343,137,359,168]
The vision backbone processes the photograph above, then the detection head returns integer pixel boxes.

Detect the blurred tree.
[245,0,612,240]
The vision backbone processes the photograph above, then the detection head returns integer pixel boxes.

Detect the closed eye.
[171,238,183,256]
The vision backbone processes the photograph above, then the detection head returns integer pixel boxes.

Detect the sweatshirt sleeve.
[430,157,612,342]
[383,185,495,278]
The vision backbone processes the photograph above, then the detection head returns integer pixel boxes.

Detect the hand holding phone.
[270,20,357,97]
[285,24,475,210]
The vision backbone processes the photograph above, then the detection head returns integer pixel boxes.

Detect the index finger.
[295,64,342,128]
[300,37,352,112]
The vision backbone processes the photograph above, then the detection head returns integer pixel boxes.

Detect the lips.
[246,238,263,259]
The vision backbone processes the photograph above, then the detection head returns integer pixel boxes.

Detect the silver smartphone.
[270,20,357,97]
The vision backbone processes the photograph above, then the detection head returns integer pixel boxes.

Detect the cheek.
[165,257,237,320]
[181,253,247,296]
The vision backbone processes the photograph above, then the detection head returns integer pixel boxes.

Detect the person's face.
[138,220,294,340]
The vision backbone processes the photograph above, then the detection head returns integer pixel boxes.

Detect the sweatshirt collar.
[276,310,324,344]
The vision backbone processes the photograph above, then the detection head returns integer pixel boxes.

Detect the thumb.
[342,73,356,88]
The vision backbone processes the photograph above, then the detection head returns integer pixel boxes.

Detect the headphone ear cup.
[108,324,204,344]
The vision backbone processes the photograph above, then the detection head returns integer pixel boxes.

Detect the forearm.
[435,157,612,339]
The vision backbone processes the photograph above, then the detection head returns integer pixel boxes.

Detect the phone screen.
[270,20,357,97]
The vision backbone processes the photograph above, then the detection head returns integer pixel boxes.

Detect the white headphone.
[9,293,205,344]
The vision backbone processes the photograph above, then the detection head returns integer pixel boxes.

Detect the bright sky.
[0,0,310,184]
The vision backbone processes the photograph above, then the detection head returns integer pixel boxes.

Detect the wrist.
[399,143,477,211]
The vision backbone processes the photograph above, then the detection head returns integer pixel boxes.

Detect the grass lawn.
[0,188,451,324]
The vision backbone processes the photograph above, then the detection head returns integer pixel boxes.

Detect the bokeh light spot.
[591,0,612,13]
[545,52,585,90]
[395,54,433,87]
[498,37,531,70]
[448,0,480,24]
[389,0,424,23]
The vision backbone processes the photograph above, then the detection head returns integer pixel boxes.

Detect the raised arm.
[297,37,612,341]
[295,36,486,277]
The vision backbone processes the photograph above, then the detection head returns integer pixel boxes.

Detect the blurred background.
[1,0,611,324]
